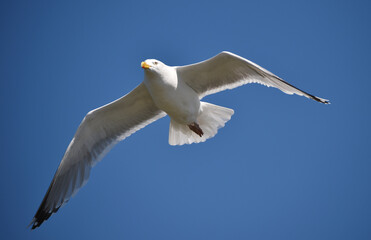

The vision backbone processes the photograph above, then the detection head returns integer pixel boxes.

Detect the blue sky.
[1,0,370,239]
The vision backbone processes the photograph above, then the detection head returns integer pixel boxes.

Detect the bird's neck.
[144,67,178,89]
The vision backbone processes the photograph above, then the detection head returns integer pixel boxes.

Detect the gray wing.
[176,51,329,104]
[30,83,166,229]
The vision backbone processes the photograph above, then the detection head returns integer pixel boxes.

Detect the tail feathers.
[169,102,234,146]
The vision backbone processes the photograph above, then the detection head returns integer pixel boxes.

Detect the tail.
[169,102,234,146]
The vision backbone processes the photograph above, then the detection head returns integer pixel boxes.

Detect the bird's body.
[30,51,329,229]
[143,63,200,125]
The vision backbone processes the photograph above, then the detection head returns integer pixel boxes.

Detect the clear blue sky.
[1,0,370,239]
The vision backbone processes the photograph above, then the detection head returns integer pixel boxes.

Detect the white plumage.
[30,51,329,229]
[169,102,234,145]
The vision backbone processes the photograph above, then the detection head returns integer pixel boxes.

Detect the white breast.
[143,66,200,124]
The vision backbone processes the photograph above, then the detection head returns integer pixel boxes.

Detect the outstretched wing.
[176,51,329,104]
[30,83,166,229]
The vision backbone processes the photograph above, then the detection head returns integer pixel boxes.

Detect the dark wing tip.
[310,95,330,104]
[29,207,59,230]
[29,173,60,230]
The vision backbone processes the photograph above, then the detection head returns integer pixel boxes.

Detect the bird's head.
[141,59,167,74]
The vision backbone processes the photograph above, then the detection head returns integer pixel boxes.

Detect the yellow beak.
[141,62,151,69]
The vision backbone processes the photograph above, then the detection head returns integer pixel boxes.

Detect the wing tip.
[311,95,330,104]
[28,218,42,230]
[29,206,60,230]
[29,171,61,230]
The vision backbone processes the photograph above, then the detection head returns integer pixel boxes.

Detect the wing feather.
[30,83,166,229]
[176,51,329,104]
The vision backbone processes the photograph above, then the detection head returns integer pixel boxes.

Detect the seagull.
[30,51,329,229]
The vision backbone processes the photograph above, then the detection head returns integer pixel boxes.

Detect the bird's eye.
[154,61,158,65]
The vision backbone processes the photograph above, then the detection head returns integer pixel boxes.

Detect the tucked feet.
[188,122,204,137]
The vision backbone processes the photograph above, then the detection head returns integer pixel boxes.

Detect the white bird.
[30,51,329,229]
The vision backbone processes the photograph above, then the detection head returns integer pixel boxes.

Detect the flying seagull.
[30,51,329,229]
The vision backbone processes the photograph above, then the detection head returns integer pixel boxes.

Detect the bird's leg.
[188,122,204,137]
